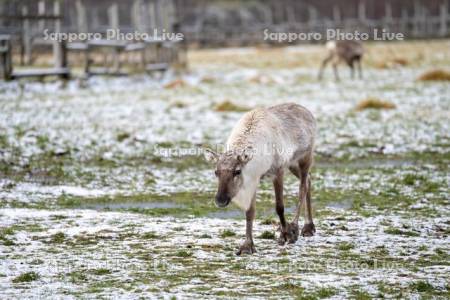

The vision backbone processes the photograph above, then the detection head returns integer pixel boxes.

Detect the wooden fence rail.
[0,0,184,80]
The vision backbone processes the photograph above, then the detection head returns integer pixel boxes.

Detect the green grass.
[0,227,16,246]
[384,227,420,237]
[259,230,276,240]
[402,173,425,186]
[352,289,372,300]
[0,227,15,236]
[418,245,428,251]
[142,231,159,239]
[67,271,88,283]
[410,281,435,293]
[369,246,389,257]
[49,232,66,243]
[116,132,130,142]
[220,229,236,238]
[337,242,355,251]
[12,272,39,283]
[214,100,250,112]
[315,287,338,298]
[0,236,15,246]
[175,250,192,257]
[56,192,217,217]
[260,217,275,225]
[276,281,305,295]
[91,268,111,276]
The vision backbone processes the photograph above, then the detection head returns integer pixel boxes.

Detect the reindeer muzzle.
[215,194,231,208]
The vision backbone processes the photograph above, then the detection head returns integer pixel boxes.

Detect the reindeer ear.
[237,147,254,164]
[203,148,219,163]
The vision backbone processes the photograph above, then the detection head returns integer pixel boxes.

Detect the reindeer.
[204,103,316,255]
[318,40,364,81]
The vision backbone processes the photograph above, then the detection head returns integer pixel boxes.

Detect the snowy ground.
[0,40,449,299]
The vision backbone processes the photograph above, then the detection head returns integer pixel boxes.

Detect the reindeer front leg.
[274,169,287,244]
[332,62,340,81]
[236,194,256,255]
[357,58,363,79]
[274,168,298,245]
[318,55,332,80]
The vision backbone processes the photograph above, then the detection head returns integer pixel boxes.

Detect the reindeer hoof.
[236,240,256,255]
[278,223,300,245]
[301,223,316,237]
[277,232,287,246]
[287,222,300,243]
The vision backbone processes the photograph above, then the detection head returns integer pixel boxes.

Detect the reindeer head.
[204,147,253,208]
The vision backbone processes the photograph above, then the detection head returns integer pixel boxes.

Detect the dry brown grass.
[190,40,450,70]
[374,57,410,69]
[392,58,409,66]
[188,45,324,69]
[200,76,216,84]
[417,69,450,81]
[214,100,250,112]
[249,74,275,84]
[164,79,187,89]
[355,98,396,111]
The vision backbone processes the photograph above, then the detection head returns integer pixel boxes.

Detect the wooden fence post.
[413,0,421,37]
[333,5,341,23]
[22,6,32,65]
[286,0,295,25]
[385,2,393,21]
[38,0,46,33]
[76,0,88,33]
[108,2,119,30]
[132,0,146,32]
[91,7,100,31]
[440,0,449,37]
[307,6,317,26]
[148,2,156,31]
[400,9,408,35]
[0,36,13,80]
[53,0,62,68]
[358,1,367,24]
[108,2,121,72]
[84,44,91,76]
[54,1,68,79]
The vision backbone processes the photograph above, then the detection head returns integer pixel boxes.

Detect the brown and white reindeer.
[318,40,364,81]
[204,103,316,255]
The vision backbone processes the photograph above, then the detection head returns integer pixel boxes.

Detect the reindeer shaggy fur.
[318,40,364,81]
[205,103,316,255]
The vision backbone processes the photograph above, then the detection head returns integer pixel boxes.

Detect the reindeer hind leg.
[301,174,315,237]
[348,59,355,79]
[333,62,340,82]
[357,57,363,79]
[292,157,315,238]
[318,55,332,80]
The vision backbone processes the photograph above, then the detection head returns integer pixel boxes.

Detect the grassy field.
[0,40,449,299]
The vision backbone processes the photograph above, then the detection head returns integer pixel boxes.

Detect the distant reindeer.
[318,40,364,81]
[204,103,316,255]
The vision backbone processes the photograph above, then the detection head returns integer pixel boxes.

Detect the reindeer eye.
[214,170,219,177]
[233,170,241,177]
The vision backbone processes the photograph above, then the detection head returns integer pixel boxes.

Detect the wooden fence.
[0,0,448,79]
[0,0,184,80]
[175,0,450,46]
